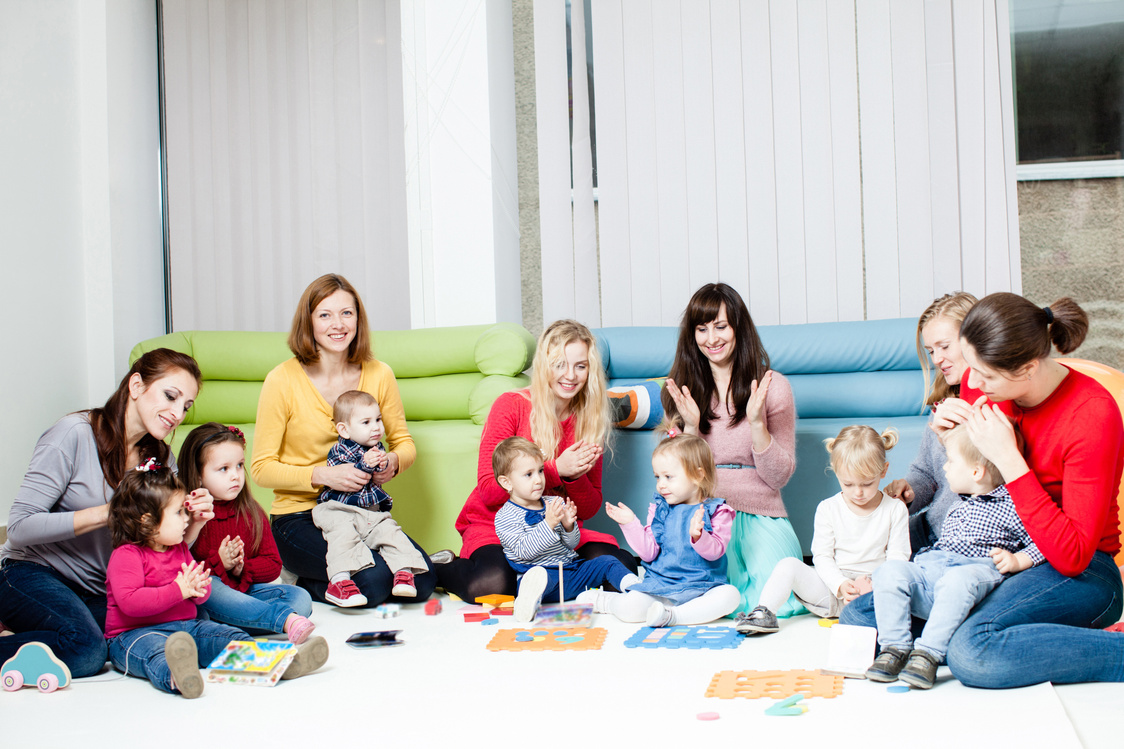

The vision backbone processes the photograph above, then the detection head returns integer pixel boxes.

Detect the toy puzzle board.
[706,670,844,699]
[486,628,607,652]
[623,625,742,650]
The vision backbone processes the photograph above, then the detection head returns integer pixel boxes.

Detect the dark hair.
[86,349,202,490]
[333,390,378,426]
[178,422,264,553]
[662,283,770,434]
[959,292,1088,373]
[492,436,545,485]
[108,466,185,548]
[288,273,373,366]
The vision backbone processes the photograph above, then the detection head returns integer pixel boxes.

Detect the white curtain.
[536,0,1021,328]
[162,0,410,331]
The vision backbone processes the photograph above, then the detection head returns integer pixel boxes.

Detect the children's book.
[821,624,878,679]
[206,640,296,686]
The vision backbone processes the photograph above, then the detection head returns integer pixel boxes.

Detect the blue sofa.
[585,319,929,555]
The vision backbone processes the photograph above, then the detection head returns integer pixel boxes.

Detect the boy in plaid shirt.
[866,424,1042,689]
[312,390,427,607]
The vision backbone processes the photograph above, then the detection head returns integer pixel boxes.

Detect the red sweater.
[961,365,1123,576]
[455,390,617,557]
[190,500,282,592]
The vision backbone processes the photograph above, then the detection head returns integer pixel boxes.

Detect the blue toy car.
[1,642,71,693]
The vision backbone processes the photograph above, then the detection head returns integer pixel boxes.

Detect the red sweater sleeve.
[474,392,529,512]
[962,372,1124,576]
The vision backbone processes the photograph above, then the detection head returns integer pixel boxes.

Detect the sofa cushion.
[608,381,665,429]
[474,323,536,376]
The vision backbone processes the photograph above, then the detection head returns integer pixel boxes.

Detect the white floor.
[3,596,1122,748]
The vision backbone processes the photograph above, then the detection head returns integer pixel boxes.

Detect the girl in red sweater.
[843,293,1124,687]
[180,423,316,645]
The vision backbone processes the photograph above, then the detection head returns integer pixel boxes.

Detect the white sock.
[330,572,351,584]
[618,573,640,592]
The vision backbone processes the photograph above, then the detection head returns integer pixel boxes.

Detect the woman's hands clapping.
[555,440,601,480]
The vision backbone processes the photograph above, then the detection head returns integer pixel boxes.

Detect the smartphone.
[345,630,404,649]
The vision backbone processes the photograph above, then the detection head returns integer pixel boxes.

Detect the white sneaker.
[575,588,612,614]
[645,601,674,628]
[514,566,549,623]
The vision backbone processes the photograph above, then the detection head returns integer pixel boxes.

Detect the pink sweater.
[702,372,796,516]
[105,542,210,639]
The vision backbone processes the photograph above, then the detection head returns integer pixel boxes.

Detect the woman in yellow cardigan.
[251,274,436,606]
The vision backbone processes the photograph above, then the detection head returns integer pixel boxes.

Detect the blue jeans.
[872,550,1003,660]
[515,556,633,604]
[0,560,108,677]
[198,578,312,636]
[271,511,436,607]
[108,619,250,694]
[845,551,1124,688]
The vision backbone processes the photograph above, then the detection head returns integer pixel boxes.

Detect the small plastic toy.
[481,618,499,625]
[373,603,401,618]
[764,694,807,716]
[475,594,515,609]
[2,642,72,693]
[696,712,721,721]
[624,625,742,650]
[464,612,490,622]
[424,599,442,616]
[886,685,910,693]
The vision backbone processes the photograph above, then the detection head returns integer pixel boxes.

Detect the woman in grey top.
[883,292,978,552]
[0,348,210,677]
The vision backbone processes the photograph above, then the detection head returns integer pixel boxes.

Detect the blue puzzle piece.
[514,632,535,642]
[623,625,742,650]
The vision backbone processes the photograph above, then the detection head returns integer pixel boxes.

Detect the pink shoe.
[391,570,417,598]
[286,615,316,645]
[325,580,367,608]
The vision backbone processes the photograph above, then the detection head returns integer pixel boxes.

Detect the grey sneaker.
[164,632,203,699]
[514,566,549,622]
[899,649,939,689]
[281,636,329,680]
[735,606,779,635]
[865,646,911,682]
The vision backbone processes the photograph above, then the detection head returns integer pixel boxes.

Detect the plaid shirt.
[927,485,1044,566]
[317,438,393,511]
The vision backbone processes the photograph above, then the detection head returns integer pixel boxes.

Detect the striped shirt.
[927,485,1044,566]
[494,497,579,568]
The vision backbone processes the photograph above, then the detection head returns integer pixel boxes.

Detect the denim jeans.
[271,511,436,607]
[108,619,251,694]
[198,578,312,635]
[514,555,633,604]
[872,550,1003,660]
[846,550,1124,688]
[0,560,108,677]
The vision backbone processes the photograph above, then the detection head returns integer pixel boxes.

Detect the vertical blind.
[537,0,1021,328]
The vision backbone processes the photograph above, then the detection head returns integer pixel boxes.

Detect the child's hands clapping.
[362,446,388,472]
[560,499,578,532]
[604,501,636,526]
[218,535,245,576]
[544,497,564,529]
[689,505,706,542]
[176,559,211,600]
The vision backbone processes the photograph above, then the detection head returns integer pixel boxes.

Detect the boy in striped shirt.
[493,437,638,621]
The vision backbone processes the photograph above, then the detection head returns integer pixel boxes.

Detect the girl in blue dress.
[577,434,740,627]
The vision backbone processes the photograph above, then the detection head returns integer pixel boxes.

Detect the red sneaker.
[325,579,367,608]
[391,570,417,598]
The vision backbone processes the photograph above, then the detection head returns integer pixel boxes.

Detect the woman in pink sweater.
[663,283,800,616]
[436,320,636,602]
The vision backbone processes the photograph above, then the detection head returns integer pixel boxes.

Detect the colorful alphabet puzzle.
[705,670,844,700]
[623,625,743,650]
[486,628,607,652]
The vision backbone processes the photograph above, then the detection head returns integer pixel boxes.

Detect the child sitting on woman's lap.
[494,437,638,622]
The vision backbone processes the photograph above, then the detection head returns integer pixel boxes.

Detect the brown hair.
[86,348,202,491]
[528,320,612,459]
[651,434,718,499]
[824,425,898,479]
[662,283,770,434]
[959,292,1088,373]
[916,292,978,406]
[108,466,185,548]
[492,436,545,486]
[333,390,378,426]
[288,273,373,366]
[943,424,1004,489]
[178,422,264,553]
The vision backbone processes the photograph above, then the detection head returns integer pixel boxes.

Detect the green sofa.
[129,324,536,554]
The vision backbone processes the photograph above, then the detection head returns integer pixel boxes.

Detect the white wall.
[0,0,164,525]
[401,0,521,328]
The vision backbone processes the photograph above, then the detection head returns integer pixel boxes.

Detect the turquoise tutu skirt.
[726,513,807,617]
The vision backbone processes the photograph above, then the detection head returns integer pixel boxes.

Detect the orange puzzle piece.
[705,670,844,700]
[486,628,607,652]
[475,594,516,608]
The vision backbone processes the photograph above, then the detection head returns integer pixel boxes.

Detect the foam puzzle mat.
[623,625,742,650]
[705,670,844,700]
[486,628,608,652]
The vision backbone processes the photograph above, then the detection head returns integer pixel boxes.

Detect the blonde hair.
[917,292,978,407]
[528,320,612,460]
[652,434,717,499]
[492,436,545,485]
[942,425,1003,488]
[824,425,899,479]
